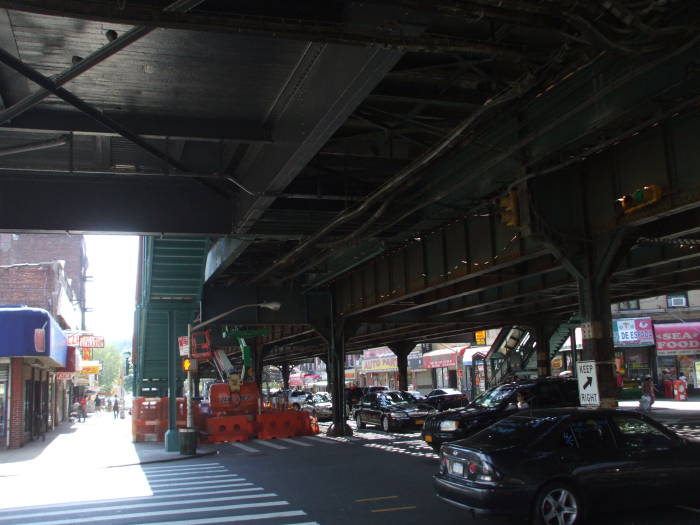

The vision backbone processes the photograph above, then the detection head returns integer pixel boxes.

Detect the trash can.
[179,427,197,456]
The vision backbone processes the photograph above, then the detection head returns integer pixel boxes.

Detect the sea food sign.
[613,317,654,347]
[654,323,700,356]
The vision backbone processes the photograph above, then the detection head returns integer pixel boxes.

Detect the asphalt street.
[1,417,699,524]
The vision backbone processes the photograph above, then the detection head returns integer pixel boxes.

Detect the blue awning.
[0,307,67,367]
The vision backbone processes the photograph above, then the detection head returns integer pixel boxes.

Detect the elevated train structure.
[0,1,699,434]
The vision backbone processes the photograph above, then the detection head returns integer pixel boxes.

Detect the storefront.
[422,347,467,391]
[0,307,67,449]
[612,317,656,381]
[654,322,700,390]
[408,348,431,392]
[462,347,490,398]
[359,350,398,389]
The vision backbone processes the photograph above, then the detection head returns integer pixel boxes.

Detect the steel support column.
[534,324,554,378]
[281,361,291,391]
[164,310,179,452]
[388,342,416,392]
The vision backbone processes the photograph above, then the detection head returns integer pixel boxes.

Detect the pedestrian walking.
[78,395,87,422]
[95,396,102,413]
[640,375,655,411]
[113,397,119,419]
[662,369,674,398]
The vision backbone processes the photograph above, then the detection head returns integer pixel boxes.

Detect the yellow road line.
[371,506,417,513]
[354,496,398,503]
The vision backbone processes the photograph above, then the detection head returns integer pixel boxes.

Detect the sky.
[84,235,140,347]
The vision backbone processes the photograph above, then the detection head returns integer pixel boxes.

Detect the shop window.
[667,293,687,308]
[618,300,639,310]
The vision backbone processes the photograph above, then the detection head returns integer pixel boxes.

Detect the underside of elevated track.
[1,0,700,432]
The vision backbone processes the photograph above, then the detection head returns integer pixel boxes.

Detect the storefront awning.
[462,346,491,365]
[422,347,465,369]
[0,306,67,367]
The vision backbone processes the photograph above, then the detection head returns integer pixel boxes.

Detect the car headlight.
[440,420,460,431]
[390,412,409,418]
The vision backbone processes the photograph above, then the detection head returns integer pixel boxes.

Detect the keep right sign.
[576,360,600,406]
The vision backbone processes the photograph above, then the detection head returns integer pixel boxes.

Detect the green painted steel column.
[164,309,179,452]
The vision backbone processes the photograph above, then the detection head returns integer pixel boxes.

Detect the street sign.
[576,360,600,406]
[178,336,189,357]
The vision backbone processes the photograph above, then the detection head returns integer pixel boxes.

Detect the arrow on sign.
[583,377,593,389]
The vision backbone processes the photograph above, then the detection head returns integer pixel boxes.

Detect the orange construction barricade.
[132,398,164,442]
[205,415,255,443]
[256,411,299,440]
[295,411,319,436]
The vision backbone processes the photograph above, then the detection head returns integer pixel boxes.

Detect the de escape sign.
[576,360,600,406]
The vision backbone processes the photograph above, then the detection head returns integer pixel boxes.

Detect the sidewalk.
[0,411,217,509]
[0,409,216,477]
[619,399,700,425]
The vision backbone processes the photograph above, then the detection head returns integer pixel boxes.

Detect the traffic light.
[616,184,663,214]
[182,357,198,373]
[498,190,519,227]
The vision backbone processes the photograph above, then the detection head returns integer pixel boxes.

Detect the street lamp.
[180,301,281,455]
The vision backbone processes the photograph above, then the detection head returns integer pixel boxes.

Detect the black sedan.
[301,392,333,421]
[434,408,700,524]
[423,377,579,451]
[353,391,436,432]
[425,388,468,411]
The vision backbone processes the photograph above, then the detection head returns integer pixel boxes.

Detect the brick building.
[0,234,87,449]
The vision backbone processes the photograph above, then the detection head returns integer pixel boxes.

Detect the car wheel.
[355,413,365,429]
[534,482,582,525]
[381,416,391,432]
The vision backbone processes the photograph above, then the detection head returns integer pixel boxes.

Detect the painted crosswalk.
[228,435,347,455]
[0,462,317,525]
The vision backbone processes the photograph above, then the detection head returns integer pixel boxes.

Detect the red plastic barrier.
[256,412,299,440]
[206,415,255,443]
[132,398,164,442]
[674,380,688,401]
[295,411,319,436]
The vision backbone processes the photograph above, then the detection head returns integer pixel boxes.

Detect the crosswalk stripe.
[0,492,276,520]
[231,442,260,453]
[254,440,287,450]
[27,500,291,525]
[151,478,244,489]
[0,487,258,514]
[155,482,253,493]
[280,438,312,447]
[135,510,307,525]
[142,464,222,472]
[302,435,337,445]
[147,469,227,478]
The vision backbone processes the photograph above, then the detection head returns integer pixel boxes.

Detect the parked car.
[361,385,389,395]
[302,392,333,420]
[422,377,579,450]
[434,408,700,523]
[424,388,468,411]
[353,390,436,432]
[277,389,311,410]
[401,390,427,402]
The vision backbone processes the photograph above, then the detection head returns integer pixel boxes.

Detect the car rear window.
[468,415,560,447]
[565,418,616,449]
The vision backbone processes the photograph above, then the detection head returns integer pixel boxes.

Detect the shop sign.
[613,317,654,347]
[56,372,75,380]
[475,330,487,346]
[654,323,700,356]
[80,360,102,375]
[344,369,356,380]
[79,335,104,348]
[407,349,423,370]
[361,356,397,372]
[423,352,458,369]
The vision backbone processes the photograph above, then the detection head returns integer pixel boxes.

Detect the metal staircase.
[486,326,533,388]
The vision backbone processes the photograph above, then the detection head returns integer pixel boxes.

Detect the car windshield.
[380,392,411,406]
[314,393,330,403]
[468,415,560,447]
[471,385,516,408]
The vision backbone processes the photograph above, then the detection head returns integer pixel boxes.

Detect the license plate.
[424,434,432,442]
[415,420,424,425]
[450,461,464,476]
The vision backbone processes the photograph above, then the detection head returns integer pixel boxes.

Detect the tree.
[92,344,122,393]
